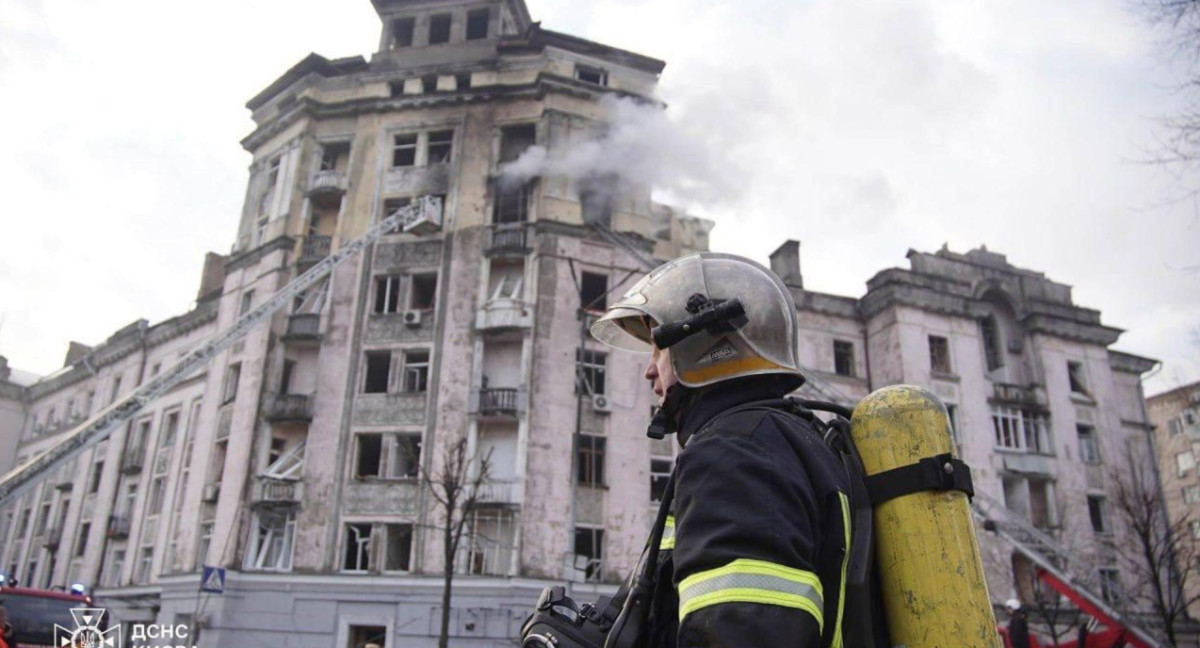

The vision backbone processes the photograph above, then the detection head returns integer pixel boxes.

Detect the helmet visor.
[590,307,654,352]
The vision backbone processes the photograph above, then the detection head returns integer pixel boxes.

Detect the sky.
[0,0,1197,396]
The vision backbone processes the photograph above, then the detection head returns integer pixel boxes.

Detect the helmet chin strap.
[647,383,689,440]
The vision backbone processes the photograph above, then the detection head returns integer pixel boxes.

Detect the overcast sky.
[1,0,1196,395]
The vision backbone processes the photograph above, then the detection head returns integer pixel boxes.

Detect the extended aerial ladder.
[973,490,1163,647]
[0,196,445,509]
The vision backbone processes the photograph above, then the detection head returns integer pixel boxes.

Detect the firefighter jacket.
[643,376,852,648]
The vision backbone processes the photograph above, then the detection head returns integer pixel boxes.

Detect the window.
[1179,452,1197,477]
[160,411,180,448]
[1184,485,1200,504]
[494,180,531,223]
[245,509,296,572]
[75,523,91,557]
[196,522,213,569]
[374,275,402,314]
[355,434,383,479]
[110,376,123,404]
[577,434,606,487]
[147,476,166,516]
[466,9,489,39]
[455,73,471,90]
[426,130,453,164]
[1187,410,1198,426]
[429,13,452,44]
[1191,521,1200,540]
[1098,568,1122,605]
[106,549,124,587]
[363,352,391,393]
[1067,361,1090,398]
[136,547,153,582]
[499,124,537,164]
[239,290,254,317]
[575,65,608,86]
[391,433,422,479]
[1170,418,1184,437]
[580,272,608,312]
[391,17,415,48]
[650,458,671,502]
[34,503,49,536]
[348,625,387,648]
[261,155,281,215]
[392,133,418,167]
[402,351,430,393]
[1077,425,1100,464]
[421,74,438,93]
[410,274,438,310]
[89,461,104,494]
[991,406,1052,453]
[385,524,413,571]
[574,527,604,581]
[343,523,373,572]
[833,340,855,377]
[221,363,241,404]
[981,315,1002,371]
[579,174,616,227]
[929,335,951,373]
[1087,496,1107,534]
[576,350,607,396]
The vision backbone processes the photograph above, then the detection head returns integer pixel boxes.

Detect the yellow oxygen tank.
[850,385,1000,648]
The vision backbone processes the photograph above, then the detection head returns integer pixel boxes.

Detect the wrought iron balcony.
[485,223,532,256]
[120,447,145,474]
[478,388,520,416]
[282,313,322,344]
[992,382,1042,407]
[106,515,131,539]
[475,298,533,331]
[297,235,332,268]
[251,477,304,505]
[307,170,347,207]
[263,393,313,423]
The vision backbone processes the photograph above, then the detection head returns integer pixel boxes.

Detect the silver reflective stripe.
[678,559,824,628]
[660,515,676,550]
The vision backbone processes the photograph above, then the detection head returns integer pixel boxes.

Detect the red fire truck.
[0,585,97,648]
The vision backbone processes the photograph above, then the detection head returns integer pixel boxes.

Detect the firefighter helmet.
[589,252,803,388]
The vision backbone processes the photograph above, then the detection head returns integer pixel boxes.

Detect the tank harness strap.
[864,453,974,506]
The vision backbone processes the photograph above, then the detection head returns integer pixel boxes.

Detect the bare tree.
[1138,0,1200,165]
[420,436,493,648]
[1109,450,1200,646]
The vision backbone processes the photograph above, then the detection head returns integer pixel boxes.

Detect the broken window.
[427,130,453,164]
[409,273,438,311]
[573,526,604,581]
[391,433,422,478]
[343,523,373,572]
[374,275,402,314]
[391,17,415,48]
[494,181,531,223]
[576,350,607,396]
[981,315,1003,371]
[499,124,536,163]
[221,363,241,404]
[1077,424,1100,464]
[579,174,616,227]
[402,350,430,392]
[348,625,387,648]
[363,352,391,394]
[385,524,413,571]
[392,133,417,167]
[245,509,295,572]
[929,335,951,373]
[1067,361,1090,397]
[1088,496,1107,534]
[466,9,489,40]
[833,340,855,377]
[429,13,452,44]
[356,434,383,479]
[991,405,1051,453]
[580,272,608,312]
[650,458,671,502]
[577,434,606,487]
[575,65,608,86]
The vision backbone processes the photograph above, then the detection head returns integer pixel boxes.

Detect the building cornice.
[225,236,296,273]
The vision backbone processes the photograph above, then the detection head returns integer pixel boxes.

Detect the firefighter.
[590,253,852,647]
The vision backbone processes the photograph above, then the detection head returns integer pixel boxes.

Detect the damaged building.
[0,1,1161,646]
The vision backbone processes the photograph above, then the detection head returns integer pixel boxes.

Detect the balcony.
[43,526,63,549]
[476,479,520,506]
[297,235,332,270]
[251,477,304,505]
[485,223,532,256]
[262,393,313,423]
[106,515,131,539]
[120,448,145,474]
[475,298,533,331]
[281,313,322,344]
[307,170,347,207]
[992,382,1043,408]
[478,388,521,417]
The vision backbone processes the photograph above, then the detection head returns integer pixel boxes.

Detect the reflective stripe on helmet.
[676,355,785,385]
[677,558,824,631]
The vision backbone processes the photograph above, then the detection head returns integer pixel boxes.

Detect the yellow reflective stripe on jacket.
[678,558,824,631]
[832,491,850,648]
[660,515,676,551]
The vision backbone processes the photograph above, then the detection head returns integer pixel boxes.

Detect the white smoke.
[497,94,738,208]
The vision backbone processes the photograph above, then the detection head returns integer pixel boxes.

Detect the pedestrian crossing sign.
[201,565,226,594]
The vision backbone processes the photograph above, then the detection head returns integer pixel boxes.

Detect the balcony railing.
[282,313,322,343]
[993,382,1039,406]
[297,235,332,267]
[251,477,304,505]
[43,526,63,548]
[107,515,131,539]
[478,388,520,416]
[308,170,347,195]
[263,393,313,423]
[485,224,532,256]
[476,479,520,505]
[475,298,533,331]
[120,448,145,474]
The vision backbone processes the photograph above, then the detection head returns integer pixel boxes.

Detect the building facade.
[1147,380,1200,619]
[0,2,1163,646]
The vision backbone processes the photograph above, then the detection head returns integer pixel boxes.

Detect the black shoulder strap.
[864,453,974,505]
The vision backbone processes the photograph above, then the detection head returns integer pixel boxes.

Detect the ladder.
[0,196,444,508]
[972,490,1163,647]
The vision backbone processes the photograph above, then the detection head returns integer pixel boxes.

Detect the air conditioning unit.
[591,394,611,413]
[403,310,423,327]
[201,483,220,503]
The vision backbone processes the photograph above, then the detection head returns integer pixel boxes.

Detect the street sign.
[200,566,226,594]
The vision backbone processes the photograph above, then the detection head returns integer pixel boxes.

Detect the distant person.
[1006,599,1031,648]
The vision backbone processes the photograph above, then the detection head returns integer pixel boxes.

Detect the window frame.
[428,13,452,45]
[576,434,607,487]
[342,523,374,573]
[426,130,454,165]
[384,523,414,572]
[466,8,490,40]
[833,340,856,377]
[575,64,608,87]
[363,351,392,394]
[391,17,415,48]
[374,275,403,315]
[402,350,431,393]
[1077,424,1100,464]
[392,133,418,168]
[929,335,952,374]
[354,433,385,480]
[576,349,607,396]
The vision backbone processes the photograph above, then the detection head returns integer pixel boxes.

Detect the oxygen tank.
[850,385,1000,648]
